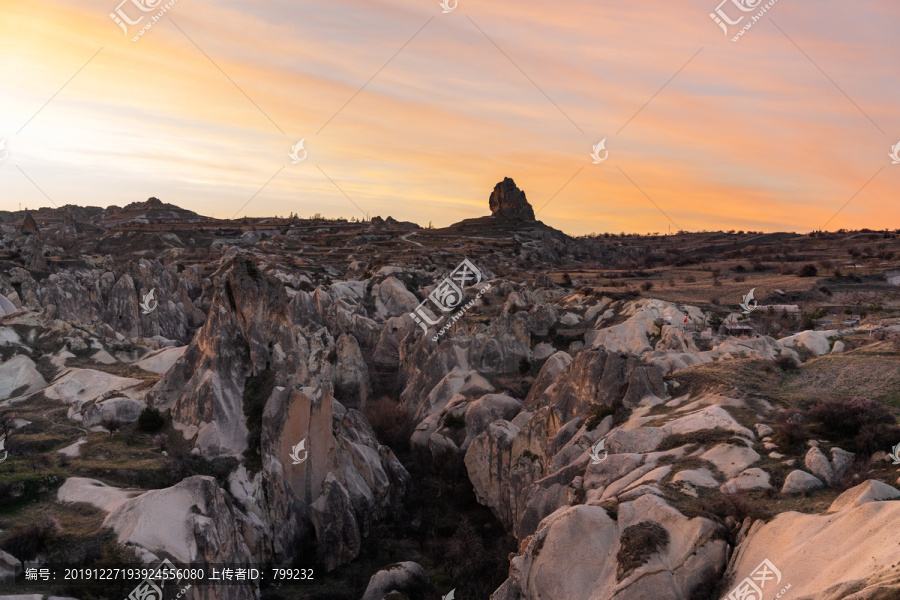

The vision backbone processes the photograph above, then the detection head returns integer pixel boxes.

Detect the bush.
[616,522,669,581]
[798,264,818,277]
[805,397,898,454]
[774,354,799,371]
[641,281,654,291]
[1,515,62,561]
[771,410,809,451]
[153,433,168,451]
[518,357,532,375]
[137,406,165,432]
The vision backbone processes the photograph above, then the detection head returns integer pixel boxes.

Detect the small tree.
[798,264,818,277]
[137,407,165,432]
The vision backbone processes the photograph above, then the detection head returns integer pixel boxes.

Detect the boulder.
[373,276,420,320]
[805,446,835,486]
[0,294,16,316]
[781,470,824,494]
[722,468,772,492]
[360,561,429,600]
[82,397,147,428]
[828,480,900,512]
[0,355,46,400]
[779,330,839,356]
[830,447,854,483]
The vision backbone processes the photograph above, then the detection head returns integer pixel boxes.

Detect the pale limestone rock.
[134,345,187,374]
[805,446,835,485]
[779,329,840,356]
[700,444,761,479]
[532,342,556,361]
[781,470,824,494]
[44,368,143,410]
[672,468,719,488]
[828,480,900,512]
[727,480,900,599]
[0,355,46,400]
[722,468,772,492]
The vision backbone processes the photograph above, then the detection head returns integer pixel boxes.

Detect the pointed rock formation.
[20,212,38,235]
[489,177,535,221]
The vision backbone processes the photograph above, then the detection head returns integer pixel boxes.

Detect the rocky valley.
[0,182,899,600]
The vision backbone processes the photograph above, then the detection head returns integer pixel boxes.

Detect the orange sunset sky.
[1,0,898,235]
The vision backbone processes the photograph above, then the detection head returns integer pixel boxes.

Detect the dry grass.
[777,344,900,407]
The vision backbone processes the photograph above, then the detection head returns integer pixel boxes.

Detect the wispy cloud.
[0,0,896,232]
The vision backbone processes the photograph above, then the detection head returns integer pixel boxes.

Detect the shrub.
[641,281,654,292]
[701,488,772,524]
[774,354,799,371]
[798,264,818,277]
[771,409,809,451]
[137,406,165,432]
[1,515,62,561]
[805,397,898,454]
[616,522,669,581]
[153,433,168,451]
[518,357,532,375]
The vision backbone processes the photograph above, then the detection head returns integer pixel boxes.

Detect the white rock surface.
[779,329,840,356]
[728,480,900,599]
[57,477,143,514]
[135,345,187,374]
[0,355,46,400]
[44,368,143,409]
[722,468,772,492]
[781,470,824,494]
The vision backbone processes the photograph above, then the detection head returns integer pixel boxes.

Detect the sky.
[0,0,898,235]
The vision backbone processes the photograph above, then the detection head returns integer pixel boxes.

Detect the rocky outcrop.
[259,382,410,569]
[489,177,535,221]
[726,481,900,599]
[330,333,371,411]
[497,495,727,600]
[58,476,254,600]
[150,256,304,456]
[529,348,665,420]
